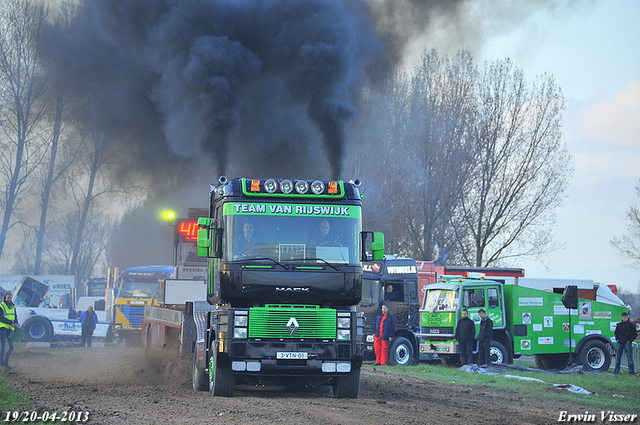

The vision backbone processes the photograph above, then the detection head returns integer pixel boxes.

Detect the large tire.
[579,340,611,371]
[332,368,361,398]
[387,337,414,366]
[489,341,509,365]
[209,342,235,397]
[439,354,460,367]
[22,316,54,342]
[193,349,209,391]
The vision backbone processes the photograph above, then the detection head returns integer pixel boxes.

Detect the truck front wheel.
[579,340,611,371]
[388,337,413,366]
[22,317,53,342]
[209,342,235,397]
[489,341,508,365]
[332,368,361,398]
[193,349,209,391]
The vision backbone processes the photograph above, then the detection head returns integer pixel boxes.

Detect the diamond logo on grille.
[287,317,299,335]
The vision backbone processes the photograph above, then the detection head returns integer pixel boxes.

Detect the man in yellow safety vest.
[0,292,18,370]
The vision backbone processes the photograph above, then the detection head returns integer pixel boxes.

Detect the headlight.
[337,317,351,329]
[234,315,248,327]
[311,180,325,194]
[264,179,278,193]
[295,180,309,194]
[337,329,351,340]
[233,328,247,339]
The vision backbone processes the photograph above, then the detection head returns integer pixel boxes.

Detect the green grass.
[0,375,69,424]
[366,357,640,412]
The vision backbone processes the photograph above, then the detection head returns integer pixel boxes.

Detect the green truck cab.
[418,276,628,371]
[195,177,384,397]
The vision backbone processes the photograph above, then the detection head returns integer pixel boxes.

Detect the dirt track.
[2,347,597,424]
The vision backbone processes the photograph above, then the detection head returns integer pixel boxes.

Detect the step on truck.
[147,177,383,398]
[358,257,436,365]
[418,275,628,370]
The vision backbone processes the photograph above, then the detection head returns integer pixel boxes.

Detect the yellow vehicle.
[108,266,174,343]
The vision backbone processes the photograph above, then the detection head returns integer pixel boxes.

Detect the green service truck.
[194,176,383,397]
[418,276,628,371]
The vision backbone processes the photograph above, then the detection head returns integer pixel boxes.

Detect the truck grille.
[248,305,336,339]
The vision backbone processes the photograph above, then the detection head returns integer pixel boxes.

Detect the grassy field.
[364,356,639,412]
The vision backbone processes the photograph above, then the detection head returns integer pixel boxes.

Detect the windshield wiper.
[237,257,290,270]
[300,257,341,272]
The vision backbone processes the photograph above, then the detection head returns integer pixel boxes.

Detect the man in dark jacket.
[613,312,637,374]
[477,309,493,366]
[0,292,18,369]
[79,305,98,348]
[453,308,475,365]
[374,302,396,365]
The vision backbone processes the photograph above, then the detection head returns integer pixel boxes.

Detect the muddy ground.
[0,347,613,424]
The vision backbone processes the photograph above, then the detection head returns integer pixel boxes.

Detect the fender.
[574,333,614,354]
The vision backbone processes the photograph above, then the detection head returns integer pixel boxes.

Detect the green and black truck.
[194,177,383,397]
[418,275,628,371]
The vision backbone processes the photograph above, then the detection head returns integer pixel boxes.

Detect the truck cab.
[195,177,383,397]
[419,276,511,367]
[359,257,435,365]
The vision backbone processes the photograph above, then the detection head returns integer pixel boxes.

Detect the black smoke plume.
[47,0,380,180]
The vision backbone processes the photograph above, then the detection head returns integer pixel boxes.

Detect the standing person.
[453,309,476,365]
[79,305,98,348]
[477,309,493,366]
[0,292,18,370]
[613,312,637,374]
[374,302,396,366]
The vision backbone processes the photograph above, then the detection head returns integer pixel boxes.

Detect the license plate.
[277,352,308,360]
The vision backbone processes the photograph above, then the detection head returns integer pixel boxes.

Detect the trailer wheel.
[387,337,413,366]
[332,368,361,398]
[489,341,508,365]
[192,349,208,391]
[579,340,611,371]
[22,317,53,342]
[439,354,460,367]
[209,342,235,397]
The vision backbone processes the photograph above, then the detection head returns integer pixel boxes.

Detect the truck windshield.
[224,202,361,266]
[119,281,157,297]
[424,289,459,312]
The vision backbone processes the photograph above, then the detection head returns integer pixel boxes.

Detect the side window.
[463,288,485,308]
[361,279,380,304]
[488,288,499,308]
[409,281,417,301]
[383,282,406,302]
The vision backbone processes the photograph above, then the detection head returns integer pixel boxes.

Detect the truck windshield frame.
[223,202,362,266]
[425,289,459,312]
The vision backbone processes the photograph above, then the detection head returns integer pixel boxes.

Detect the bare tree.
[0,0,50,263]
[348,51,477,263]
[32,0,79,274]
[454,60,571,266]
[397,51,477,264]
[611,179,640,269]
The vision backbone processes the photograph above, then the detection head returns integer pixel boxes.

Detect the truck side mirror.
[197,228,211,258]
[361,231,385,262]
[371,232,384,261]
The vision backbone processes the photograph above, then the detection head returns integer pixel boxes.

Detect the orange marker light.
[328,181,338,194]
[251,179,260,192]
